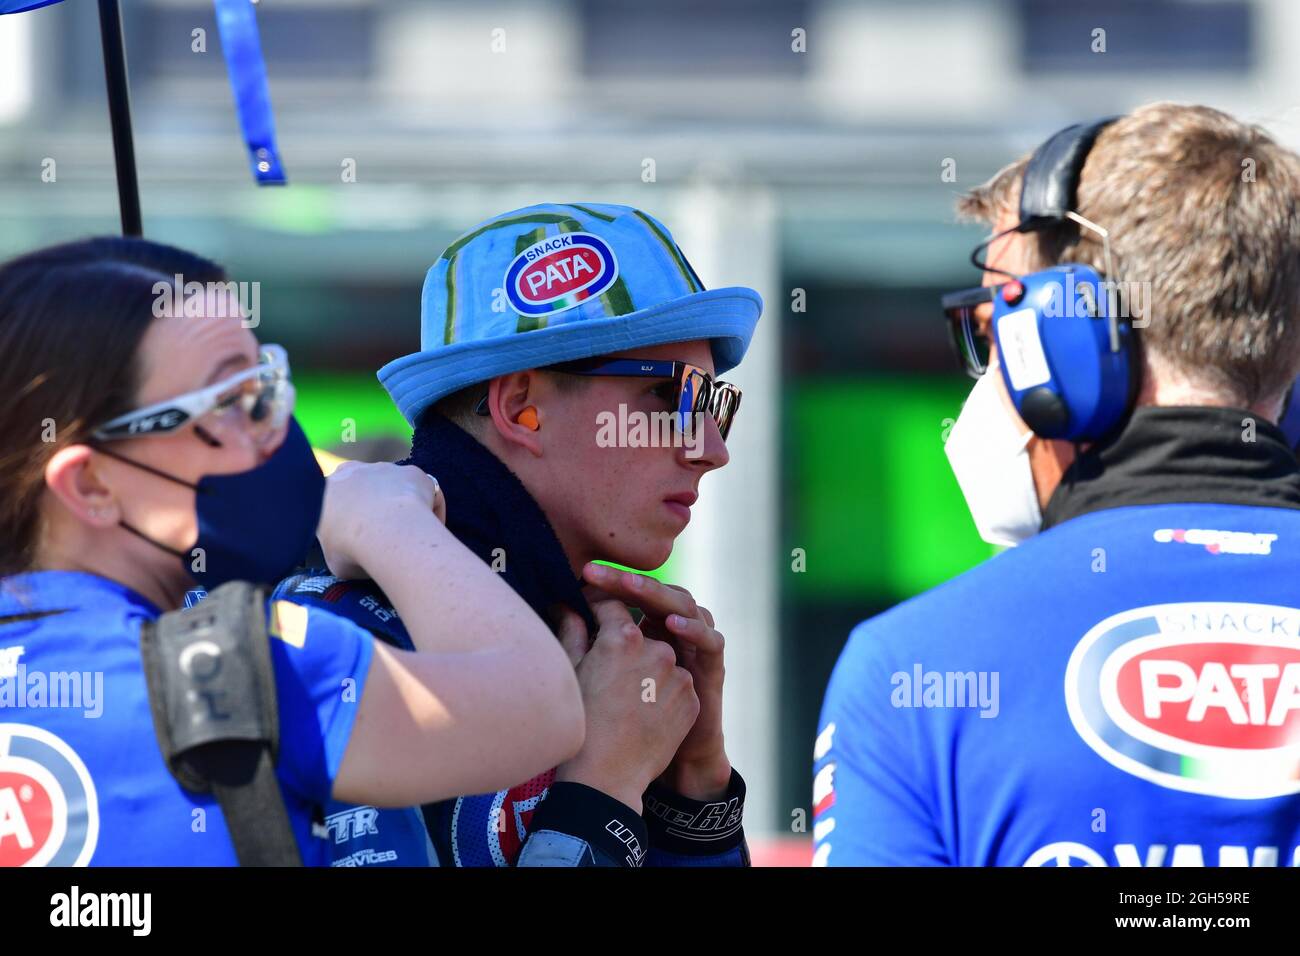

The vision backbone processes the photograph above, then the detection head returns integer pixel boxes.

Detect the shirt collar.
[0,570,162,620]
[1042,405,1300,530]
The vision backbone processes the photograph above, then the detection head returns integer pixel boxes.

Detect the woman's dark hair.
[0,236,227,575]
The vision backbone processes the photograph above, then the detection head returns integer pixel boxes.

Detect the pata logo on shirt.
[1066,601,1300,799]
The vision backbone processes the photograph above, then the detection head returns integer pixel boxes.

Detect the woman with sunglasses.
[0,237,583,867]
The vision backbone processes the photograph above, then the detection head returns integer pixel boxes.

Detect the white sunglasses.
[92,344,293,442]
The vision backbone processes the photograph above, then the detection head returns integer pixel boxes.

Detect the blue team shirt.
[0,571,374,866]
[270,572,438,867]
[816,501,1300,867]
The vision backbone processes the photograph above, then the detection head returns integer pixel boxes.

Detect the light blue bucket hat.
[378,202,763,427]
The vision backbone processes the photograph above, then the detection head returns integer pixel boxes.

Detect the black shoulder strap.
[139,581,302,866]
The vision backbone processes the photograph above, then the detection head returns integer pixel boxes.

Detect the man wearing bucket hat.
[278,202,761,866]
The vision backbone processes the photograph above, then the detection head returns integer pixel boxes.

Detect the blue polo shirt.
[0,571,374,866]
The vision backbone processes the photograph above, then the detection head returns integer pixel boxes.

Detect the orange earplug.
[516,406,540,431]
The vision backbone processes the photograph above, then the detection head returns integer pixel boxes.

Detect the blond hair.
[959,103,1300,406]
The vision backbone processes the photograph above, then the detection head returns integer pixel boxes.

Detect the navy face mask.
[93,417,325,589]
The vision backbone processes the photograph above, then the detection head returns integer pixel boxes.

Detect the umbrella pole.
[97,0,142,236]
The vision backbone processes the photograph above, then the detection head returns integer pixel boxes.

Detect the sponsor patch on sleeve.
[269,600,309,649]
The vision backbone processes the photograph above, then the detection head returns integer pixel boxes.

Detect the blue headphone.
[984,117,1138,442]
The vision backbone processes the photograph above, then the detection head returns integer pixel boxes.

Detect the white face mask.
[944,363,1042,547]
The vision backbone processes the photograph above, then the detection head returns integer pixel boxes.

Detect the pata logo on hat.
[504,232,619,318]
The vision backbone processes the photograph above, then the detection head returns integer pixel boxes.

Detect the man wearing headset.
[815,102,1300,867]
